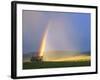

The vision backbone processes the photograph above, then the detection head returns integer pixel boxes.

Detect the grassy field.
[23,60,90,69]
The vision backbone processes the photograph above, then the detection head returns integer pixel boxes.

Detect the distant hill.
[23,51,90,62]
[81,51,91,55]
[43,51,90,57]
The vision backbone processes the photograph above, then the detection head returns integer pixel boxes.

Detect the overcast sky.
[22,10,90,54]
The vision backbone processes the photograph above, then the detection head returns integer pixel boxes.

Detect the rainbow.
[39,27,48,59]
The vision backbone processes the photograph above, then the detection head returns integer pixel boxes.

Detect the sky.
[22,10,90,54]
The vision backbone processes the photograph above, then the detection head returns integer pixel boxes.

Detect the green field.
[23,60,90,69]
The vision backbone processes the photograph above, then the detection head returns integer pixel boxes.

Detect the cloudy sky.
[22,10,90,54]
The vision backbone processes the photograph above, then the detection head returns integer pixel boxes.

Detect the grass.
[23,60,91,69]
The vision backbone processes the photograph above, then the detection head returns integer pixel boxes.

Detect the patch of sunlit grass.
[44,55,90,62]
